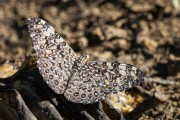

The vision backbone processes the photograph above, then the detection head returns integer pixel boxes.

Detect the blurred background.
[0,0,179,119]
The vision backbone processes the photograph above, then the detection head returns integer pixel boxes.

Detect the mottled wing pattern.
[88,62,145,93]
[27,18,76,94]
[64,64,106,104]
[65,61,145,104]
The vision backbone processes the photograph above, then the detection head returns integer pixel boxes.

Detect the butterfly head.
[75,54,89,67]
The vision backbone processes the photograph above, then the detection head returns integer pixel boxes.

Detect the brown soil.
[0,0,179,120]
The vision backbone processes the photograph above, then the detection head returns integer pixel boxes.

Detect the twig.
[145,77,178,85]
[160,102,171,120]
[90,0,105,7]
[172,111,179,120]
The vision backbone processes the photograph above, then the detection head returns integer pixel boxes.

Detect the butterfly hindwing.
[64,63,106,104]
[27,18,76,94]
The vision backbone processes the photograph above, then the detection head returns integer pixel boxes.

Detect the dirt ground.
[0,0,179,120]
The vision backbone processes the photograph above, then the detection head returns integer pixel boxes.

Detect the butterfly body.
[27,18,145,104]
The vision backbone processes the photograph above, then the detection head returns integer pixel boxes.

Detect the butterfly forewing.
[88,62,145,92]
[27,18,76,94]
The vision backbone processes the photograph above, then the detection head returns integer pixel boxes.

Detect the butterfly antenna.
[82,49,87,56]
[85,49,87,55]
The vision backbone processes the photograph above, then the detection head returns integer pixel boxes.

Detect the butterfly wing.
[87,62,145,93]
[64,61,145,104]
[64,64,106,104]
[27,18,76,94]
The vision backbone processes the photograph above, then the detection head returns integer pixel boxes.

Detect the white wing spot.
[132,67,137,71]
[34,24,43,29]
[119,70,126,76]
[119,65,126,70]
[43,31,51,36]
[47,28,55,34]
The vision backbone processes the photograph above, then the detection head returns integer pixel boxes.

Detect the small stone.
[104,26,128,40]
[93,27,104,41]
[117,39,130,50]
[97,51,114,61]
[141,38,158,52]
[78,37,88,48]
